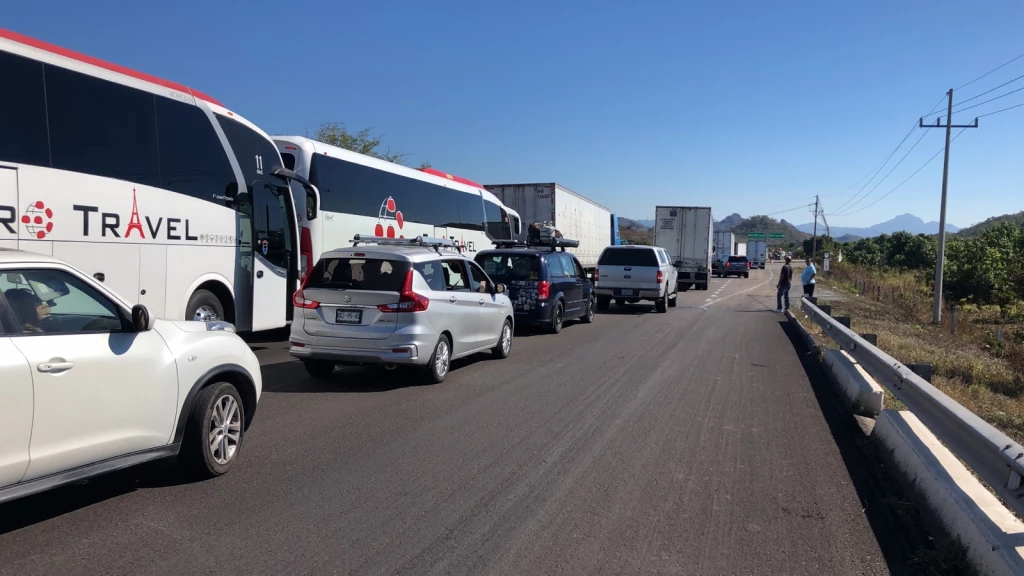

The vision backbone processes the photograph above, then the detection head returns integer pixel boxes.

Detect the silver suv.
[594,246,679,313]
[289,236,515,383]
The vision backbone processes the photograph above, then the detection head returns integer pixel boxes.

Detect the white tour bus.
[0,28,316,331]
[273,136,521,277]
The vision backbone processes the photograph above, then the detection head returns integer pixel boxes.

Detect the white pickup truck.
[593,246,678,313]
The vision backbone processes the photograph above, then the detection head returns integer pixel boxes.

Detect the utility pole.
[919,89,978,324]
[811,195,820,262]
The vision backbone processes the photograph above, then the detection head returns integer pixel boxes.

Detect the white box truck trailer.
[484,183,612,271]
[747,240,767,269]
[735,242,747,259]
[653,206,713,291]
[713,231,734,263]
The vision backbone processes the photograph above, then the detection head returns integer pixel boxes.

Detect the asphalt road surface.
[0,266,930,575]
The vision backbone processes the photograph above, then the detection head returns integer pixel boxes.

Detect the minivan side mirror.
[131,304,152,332]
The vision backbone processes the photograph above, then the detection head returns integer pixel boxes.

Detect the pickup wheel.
[668,291,678,307]
[597,296,611,312]
[744,273,749,278]
[656,293,668,313]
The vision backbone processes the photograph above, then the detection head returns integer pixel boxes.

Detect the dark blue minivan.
[475,239,595,334]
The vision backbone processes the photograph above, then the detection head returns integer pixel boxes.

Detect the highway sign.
[748,232,765,239]
[769,232,785,239]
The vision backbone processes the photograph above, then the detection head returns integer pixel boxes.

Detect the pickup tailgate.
[596,248,661,290]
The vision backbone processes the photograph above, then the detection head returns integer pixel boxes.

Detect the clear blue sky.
[5,0,1023,228]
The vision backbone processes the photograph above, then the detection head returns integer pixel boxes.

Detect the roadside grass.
[798,266,1024,443]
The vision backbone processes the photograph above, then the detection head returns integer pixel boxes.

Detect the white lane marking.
[701,267,775,309]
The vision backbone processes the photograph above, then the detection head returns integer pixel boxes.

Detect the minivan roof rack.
[351,234,463,254]
[527,237,580,252]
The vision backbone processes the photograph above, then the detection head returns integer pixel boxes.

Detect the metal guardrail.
[800,296,1024,517]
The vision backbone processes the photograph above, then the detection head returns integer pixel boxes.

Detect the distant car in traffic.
[593,245,678,313]
[475,238,596,334]
[0,249,262,504]
[289,235,515,383]
[720,255,750,278]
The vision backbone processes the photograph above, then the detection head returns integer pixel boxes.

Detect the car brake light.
[379,270,429,312]
[293,289,319,309]
[656,270,664,284]
[537,280,550,300]
[592,266,599,285]
[746,261,750,269]
[299,226,314,284]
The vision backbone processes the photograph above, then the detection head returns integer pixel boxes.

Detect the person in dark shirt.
[776,255,793,312]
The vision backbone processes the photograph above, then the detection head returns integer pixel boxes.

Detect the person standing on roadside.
[802,257,817,298]
[775,255,793,312]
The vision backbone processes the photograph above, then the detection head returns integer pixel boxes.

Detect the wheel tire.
[303,360,335,379]
[425,335,451,383]
[186,289,225,322]
[597,296,611,312]
[582,296,596,323]
[668,292,678,307]
[492,319,513,359]
[656,293,668,313]
[744,273,749,278]
[180,382,245,479]
[549,301,564,334]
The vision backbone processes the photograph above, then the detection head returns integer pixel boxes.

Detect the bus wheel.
[187,289,225,322]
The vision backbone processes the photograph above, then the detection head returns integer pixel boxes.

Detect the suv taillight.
[656,270,664,284]
[746,261,750,269]
[299,226,314,284]
[293,289,319,309]
[537,280,551,300]
[379,269,429,312]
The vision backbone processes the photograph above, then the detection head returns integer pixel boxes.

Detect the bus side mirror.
[306,189,318,220]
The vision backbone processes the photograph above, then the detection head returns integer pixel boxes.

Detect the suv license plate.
[620,289,634,296]
[335,309,362,324]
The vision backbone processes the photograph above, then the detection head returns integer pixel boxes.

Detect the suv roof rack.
[351,234,463,254]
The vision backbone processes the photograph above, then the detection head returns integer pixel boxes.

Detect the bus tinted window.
[281,153,296,170]
[484,200,512,240]
[155,97,235,204]
[216,115,283,188]
[45,65,160,187]
[457,193,485,231]
[309,154,467,229]
[0,51,49,167]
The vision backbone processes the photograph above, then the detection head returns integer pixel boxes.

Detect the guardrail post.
[907,363,933,383]
[819,304,832,316]
[859,333,878,346]
[834,316,851,329]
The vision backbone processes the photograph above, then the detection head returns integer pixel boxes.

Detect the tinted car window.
[477,253,540,282]
[727,256,748,263]
[414,261,446,292]
[598,248,659,266]
[546,255,566,277]
[557,254,577,278]
[0,269,124,335]
[46,65,160,187]
[0,51,49,167]
[569,256,586,278]
[156,97,235,204]
[466,262,491,292]
[305,258,411,291]
[440,260,470,292]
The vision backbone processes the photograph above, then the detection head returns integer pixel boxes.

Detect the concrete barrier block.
[823,349,884,416]
[873,410,1024,576]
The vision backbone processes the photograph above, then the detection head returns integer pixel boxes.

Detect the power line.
[950,84,1024,116]
[976,100,1024,118]
[949,72,1024,110]
[831,120,919,212]
[837,128,968,217]
[760,202,814,217]
[955,50,1024,91]
[831,128,933,215]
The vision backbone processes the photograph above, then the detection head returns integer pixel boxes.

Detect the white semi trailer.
[653,206,714,291]
[484,183,612,271]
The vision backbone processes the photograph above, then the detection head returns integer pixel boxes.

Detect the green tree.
[311,121,426,166]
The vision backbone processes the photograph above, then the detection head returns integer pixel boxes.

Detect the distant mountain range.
[795,213,959,238]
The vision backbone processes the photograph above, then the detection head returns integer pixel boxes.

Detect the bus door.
[0,167,17,249]
[250,180,295,331]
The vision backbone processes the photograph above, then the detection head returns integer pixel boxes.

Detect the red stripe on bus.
[419,167,484,188]
[0,27,223,106]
